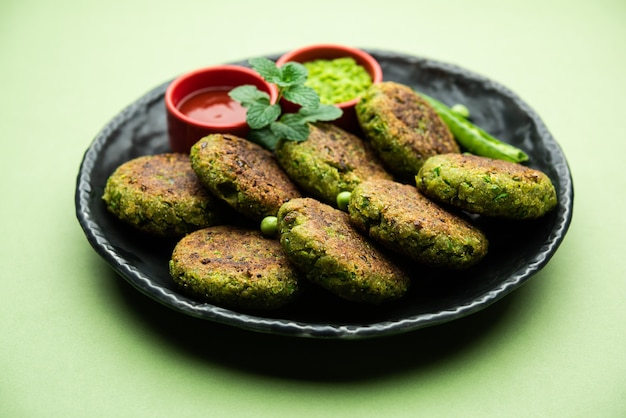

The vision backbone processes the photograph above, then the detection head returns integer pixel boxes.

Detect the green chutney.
[303,57,372,105]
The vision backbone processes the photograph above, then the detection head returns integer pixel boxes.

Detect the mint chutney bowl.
[276,44,383,133]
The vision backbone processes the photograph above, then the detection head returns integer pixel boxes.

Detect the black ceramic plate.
[75,50,573,339]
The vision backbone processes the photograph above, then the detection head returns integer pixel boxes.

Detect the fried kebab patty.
[190,133,302,221]
[348,179,489,269]
[355,81,460,180]
[416,153,558,219]
[102,153,226,237]
[277,197,410,304]
[169,225,301,310]
[274,122,392,205]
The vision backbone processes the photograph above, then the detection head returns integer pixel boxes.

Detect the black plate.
[75,50,573,339]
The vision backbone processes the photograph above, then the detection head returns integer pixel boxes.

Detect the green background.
[2,0,625,416]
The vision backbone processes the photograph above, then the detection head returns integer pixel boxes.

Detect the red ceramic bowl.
[276,44,383,132]
[165,65,278,153]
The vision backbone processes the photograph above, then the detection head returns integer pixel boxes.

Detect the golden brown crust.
[190,134,302,220]
[111,153,208,199]
[275,122,391,204]
[277,197,410,304]
[169,225,301,310]
[102,153,226,237]
[356,81,459,180]
[305,122,391,182]
[417,153,558,219]
[382,83,457,155]
[348,179,488,269]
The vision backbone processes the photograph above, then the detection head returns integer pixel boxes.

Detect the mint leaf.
[282,84,320,107]
[246,102,281,129]
[275,62,308,87]
[248,126,281,150]
[249,57,281,83]
[270,119,310,142]
[298,104,343,122]
[278,112,306,125]
[228,85,269,107]
[229,58,344,150]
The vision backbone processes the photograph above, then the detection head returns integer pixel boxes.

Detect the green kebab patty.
[169,225,301,311]
[356,81,460,181]
[416,153,558,219]
[275,122,392,206]
[348,178,489,269]
[190,133,302,222]
[277,197,410,304]
[102,153,227,237]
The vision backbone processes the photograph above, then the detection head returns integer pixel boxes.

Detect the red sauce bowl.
[165,65,278,153]
[276,44,383,133]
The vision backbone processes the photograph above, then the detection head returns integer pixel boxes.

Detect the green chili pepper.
[419,93,529,163]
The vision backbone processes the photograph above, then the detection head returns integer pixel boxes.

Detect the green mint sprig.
[229,57,343,150]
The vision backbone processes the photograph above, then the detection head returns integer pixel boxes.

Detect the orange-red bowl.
[165,65,278,153]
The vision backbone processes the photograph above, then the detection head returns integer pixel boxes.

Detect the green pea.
[260,216,278,236]
[336,191,352,211]
[451,103,470,119]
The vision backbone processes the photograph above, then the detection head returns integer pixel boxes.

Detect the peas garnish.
[336,191,352,211]
[260,216,278,237]
[451,103,470,119]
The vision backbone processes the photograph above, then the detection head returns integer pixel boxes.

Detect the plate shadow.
[111,268,526,382]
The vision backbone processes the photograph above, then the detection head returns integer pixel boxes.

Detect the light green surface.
[2,0,625,416]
